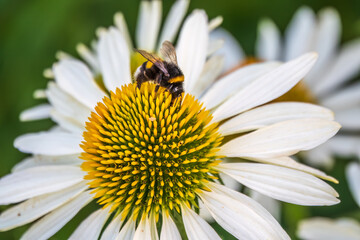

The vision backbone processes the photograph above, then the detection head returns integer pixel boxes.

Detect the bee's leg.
[136,79,142,89]
[156,72,163,84]
[154,72,163,93]
[155,85,160,93]
[171,92,183,106]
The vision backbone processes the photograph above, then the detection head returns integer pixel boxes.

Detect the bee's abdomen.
[168,75,184,83]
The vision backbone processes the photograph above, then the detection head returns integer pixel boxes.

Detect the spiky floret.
[81,83,223,221]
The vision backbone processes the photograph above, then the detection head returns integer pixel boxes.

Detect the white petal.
[256,18,281,61]
[249,190,281,221]
[114,12,133,52]
[69,208,110,240]
[220,172,241,191]
[158,0,190,45]
[98,27,132,92]
[245,156,338,183]
[133,216,152,240]
[209,28,245,73]
[199,182,290,240]
[212,53,318,122]
[198,199,214,222]
[217,163,339,205]
[21,191,93,240]
[136,0,162,51]
[314,39,360,97]
[284,6,315,60]
[19,104,51,121]
[11,154,82,173]
[334,108,360,130]
[48,125,68,133]
[76,43,100,72]
[116,218,135,240]
[14,131,82,156]
[50,110,85,134]
[53,59,106,109]
[43,68,54,79]
[101,213,122,240]
[218,119,340,159]
[149,212,159,240]
[192,55,224,98]
[56,51,74,60]
[304,135,360,169]
[33,89,47,99]
[11,157,36,172]
[208,16,223,31]
[198,173,240,223]
[0,182,87,231]
[46,82,91,127]
[321,82,360,111]
[96,27,107,38]
[304,144,335,169]
[160,213,181,240]
[323,135,360,157]
[201,61,279,110]
[0,166,85,205]
[177,10,208,95]
[181,204,221,240]
[346,162,360,207]
[207,39,224,57]
[305,8,341,87]
[219,102,334,136]
[297,217,360,240]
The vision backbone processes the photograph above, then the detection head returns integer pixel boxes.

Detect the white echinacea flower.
[346,160,360,207]
[297,217,360,240]
[296,156,360,240]
[210,6,360,221]
[297,161,360,240]
[212,6,360,169]
[0,1,341,239]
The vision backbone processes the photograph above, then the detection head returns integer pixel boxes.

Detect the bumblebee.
[134,41,184,104]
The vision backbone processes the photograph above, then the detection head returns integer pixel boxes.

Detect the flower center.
[81,83,222,221]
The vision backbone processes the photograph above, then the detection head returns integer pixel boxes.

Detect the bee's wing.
[160,41,178,65]
[135,49,170,76]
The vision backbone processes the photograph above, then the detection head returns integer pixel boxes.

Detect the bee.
[134,41,184,104]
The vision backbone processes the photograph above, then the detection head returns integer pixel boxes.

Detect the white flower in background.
[213,6,360,169]
[0,1,341,239]
[211,6,360,220]
[346,161,360,207]
[296,163,360,240]
[297,217,360,240]
[296,162,360,240]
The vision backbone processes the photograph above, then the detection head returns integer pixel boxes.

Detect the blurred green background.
[0,0,359,239]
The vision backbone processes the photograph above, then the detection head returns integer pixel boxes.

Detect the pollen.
[80,83,222,221]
